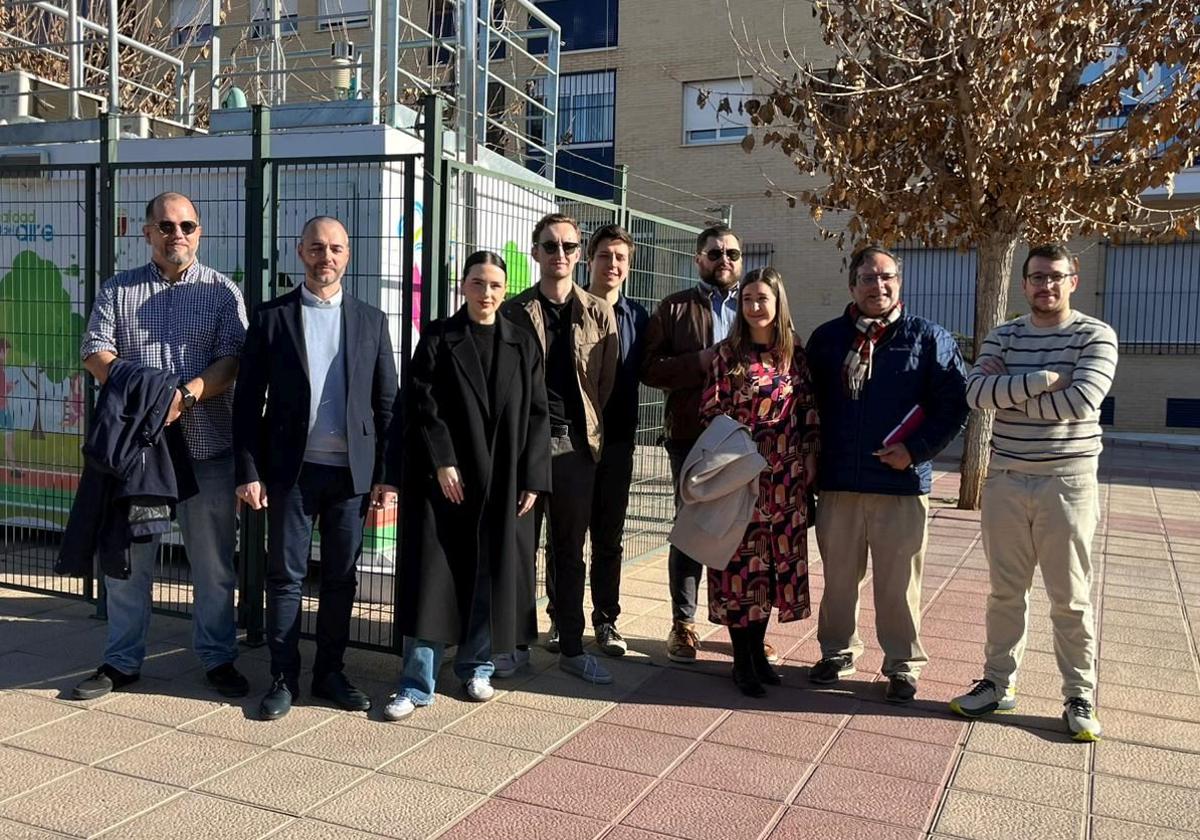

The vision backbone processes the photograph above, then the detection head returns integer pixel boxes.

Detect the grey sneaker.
[544,621,560,654]
[464,676,495,702]
[949,678,1018,718]
[1063,697,1102,741]
[493,649,530,678]
[809,654,855,685]
[558,653,613,685]
[595,623,628,657]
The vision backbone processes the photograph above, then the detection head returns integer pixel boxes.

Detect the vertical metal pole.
[386,0,402,127]
[545,22,560,184]
[474,0,490,154]
[94,112,118,620]
[67,0,80,119]
[370,0,383,123]
[106,0,119,112]
[210,0,222,111]
[421,95,449,325]
[401,161,416,366]
[238,105,271,646]
[616,164,630,228]
[459,0,477,164]
[81,163,97,605]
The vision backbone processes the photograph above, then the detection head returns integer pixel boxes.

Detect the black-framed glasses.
[1024,272,1075,287]
[155,220,199,236]
[538,240,581,256]
[702,247,742,263]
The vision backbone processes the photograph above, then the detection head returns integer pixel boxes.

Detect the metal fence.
[0,124,699,654]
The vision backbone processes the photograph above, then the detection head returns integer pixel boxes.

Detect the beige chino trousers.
[815,491,930,680]
[981,468,1100,702]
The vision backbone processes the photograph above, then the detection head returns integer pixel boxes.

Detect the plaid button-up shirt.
[81,260,248,460]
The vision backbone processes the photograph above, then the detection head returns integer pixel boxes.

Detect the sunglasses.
[155,220,199,236]
[538,240,581,256]
[702,248,741,262]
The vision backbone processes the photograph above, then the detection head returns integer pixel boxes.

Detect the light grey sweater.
[300,285,349,467]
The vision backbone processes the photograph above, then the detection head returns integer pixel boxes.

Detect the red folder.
[882,405,925,447]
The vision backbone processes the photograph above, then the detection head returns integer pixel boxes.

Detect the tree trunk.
[957,234,1019,510]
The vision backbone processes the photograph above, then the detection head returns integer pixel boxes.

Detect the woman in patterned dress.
[699,267,819,697]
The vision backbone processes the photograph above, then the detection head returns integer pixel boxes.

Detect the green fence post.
[237,105,271,646]
[421,95,450,324]
[93,110,118,620]
[616,164,630,230]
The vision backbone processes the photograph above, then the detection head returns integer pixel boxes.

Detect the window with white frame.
[251,0,299,39]
[682,77,751,145]
[318,0,370,30]
[171,0,212,46]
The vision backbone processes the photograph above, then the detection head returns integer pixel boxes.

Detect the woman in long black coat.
[385,251,550,722]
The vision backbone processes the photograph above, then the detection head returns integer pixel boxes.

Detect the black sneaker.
[545,621,561,654]
[205,662,250,698]
[72,664,139,700]
[595,623,627,657]
[809,654,855,685]
[884,675,917,704]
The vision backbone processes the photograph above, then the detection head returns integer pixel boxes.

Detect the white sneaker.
[493,649,531,678]
[949,679,1017,718]
[465,676,495,702]
[382,695,415,721]
[558,653,613,685]
[1063,697,1102,741]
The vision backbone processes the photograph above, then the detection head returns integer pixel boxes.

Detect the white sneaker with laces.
[949,678,1018,718]
[465,676,495,702]
[559,653,613,685]
[382,695,415,721]
[1063,696,1102,741]
[493,649,530,678]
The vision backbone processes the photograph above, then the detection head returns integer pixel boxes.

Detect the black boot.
[749,620,782,685]
[729,627,766,698]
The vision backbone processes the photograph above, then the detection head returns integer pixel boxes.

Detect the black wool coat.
[397,308,551,650]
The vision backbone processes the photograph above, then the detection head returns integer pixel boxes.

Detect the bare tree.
[733,0,1200,508]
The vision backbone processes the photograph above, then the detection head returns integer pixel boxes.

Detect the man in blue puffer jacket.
[806,245,969,704]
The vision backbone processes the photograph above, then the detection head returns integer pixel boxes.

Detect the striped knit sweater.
[965,312,1119,475]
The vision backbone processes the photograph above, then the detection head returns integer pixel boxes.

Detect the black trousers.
[665,439,702,623]
[587,439,635,626]
[539,441,597,657]
[266,462,365,685]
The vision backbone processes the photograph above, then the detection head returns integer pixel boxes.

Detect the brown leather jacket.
[507,283,618,461]
[640,286,715,443]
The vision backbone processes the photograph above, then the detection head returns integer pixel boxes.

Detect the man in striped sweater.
[949,244,1118,741]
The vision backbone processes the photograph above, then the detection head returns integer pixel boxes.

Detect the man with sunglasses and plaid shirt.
[72,191,250,702]
[502,212,619,685]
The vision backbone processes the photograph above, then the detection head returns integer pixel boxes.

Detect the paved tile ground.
[2,444,1199,839]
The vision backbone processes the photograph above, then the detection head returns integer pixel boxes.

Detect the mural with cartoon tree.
[0,251,85,440]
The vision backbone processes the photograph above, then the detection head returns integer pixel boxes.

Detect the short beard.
[164,250,190,266]
[700,265,738,290]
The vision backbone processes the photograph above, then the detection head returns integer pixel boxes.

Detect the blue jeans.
[398,564,494,705]
[103,454,239,674]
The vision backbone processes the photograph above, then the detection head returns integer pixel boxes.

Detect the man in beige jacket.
[502,213,619,685]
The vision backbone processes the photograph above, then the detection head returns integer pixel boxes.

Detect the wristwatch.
[177,385,197,411]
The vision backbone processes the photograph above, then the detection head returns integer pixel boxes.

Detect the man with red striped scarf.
[804,245,969,704]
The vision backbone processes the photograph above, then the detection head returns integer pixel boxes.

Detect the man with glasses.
[642,224,757,664]
[502,213,619,684]
[950,244,1116,741]
[73,192,249,701]
[806,245,968,704]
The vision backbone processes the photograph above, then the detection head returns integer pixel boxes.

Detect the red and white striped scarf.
[843,302,903,399]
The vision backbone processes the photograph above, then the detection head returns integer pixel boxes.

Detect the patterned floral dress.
[699,342,820,627]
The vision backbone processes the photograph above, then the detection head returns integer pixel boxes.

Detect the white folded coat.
[668,414,768,571]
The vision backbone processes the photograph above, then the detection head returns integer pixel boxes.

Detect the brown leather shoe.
[666,621,700,663]
[763,641,780,665]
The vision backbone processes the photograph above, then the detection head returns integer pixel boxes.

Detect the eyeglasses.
[702,248,742,263]
[155,220,199,236]
[538,240,581,256]
[1024,272,1075,287]
[856,272,899,284]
